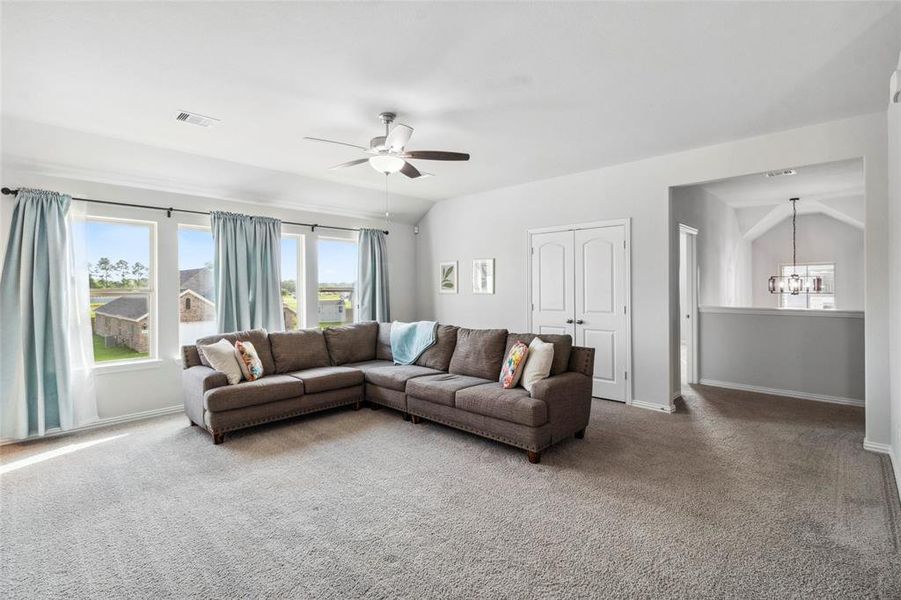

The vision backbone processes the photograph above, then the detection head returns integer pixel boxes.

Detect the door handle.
[575,319,584,325]
[566,318,574,324]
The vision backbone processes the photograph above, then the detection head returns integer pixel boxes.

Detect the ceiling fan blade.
[329,158,370,170]
[403,150,470,161]
[303,136,368,151]
[386,124,414,152]
[400,161,424,179]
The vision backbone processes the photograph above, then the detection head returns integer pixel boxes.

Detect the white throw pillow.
[520,338,554,393]
[199,339,244,385]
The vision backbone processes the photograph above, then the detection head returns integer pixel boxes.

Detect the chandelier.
[767,198,822,295]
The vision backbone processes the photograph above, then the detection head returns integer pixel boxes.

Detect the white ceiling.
[2,2,899,220]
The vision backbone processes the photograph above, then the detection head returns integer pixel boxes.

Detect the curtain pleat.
[356,228,390,322]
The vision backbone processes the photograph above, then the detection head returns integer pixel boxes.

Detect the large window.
[178,226,217,345]
[86,218,154,363]
[779,263,835,310]
[317,238,357,329]
[281,235,303,330]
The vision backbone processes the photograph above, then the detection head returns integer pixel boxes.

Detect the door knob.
[566,318,574,324]
[575,319,584,325]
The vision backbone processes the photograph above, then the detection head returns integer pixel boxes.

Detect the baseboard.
[863,439,892,454]
[0,405,183,446]
[865,440,901,505]
[698,379,864,407]
[630,399,676,413]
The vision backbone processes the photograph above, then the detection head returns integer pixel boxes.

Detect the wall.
[415,112,890,444]
[751,214,865,310]
[888,69,901,493]
[0,171,417,422]
[698,307,865,403]
[670,187,751,307]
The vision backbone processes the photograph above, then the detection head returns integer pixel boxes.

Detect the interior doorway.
[679,224,698,386]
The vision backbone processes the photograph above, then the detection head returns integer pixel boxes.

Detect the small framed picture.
[472,258,495,294]
[439,261,458,294]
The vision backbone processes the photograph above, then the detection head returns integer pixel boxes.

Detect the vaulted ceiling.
[2,2,899,222]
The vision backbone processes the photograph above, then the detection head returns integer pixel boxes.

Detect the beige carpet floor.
[1,385,899,599]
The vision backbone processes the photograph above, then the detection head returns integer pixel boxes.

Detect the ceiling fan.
[303,112,470,179]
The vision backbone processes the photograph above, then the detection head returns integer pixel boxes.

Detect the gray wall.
[751,213,864,310]
[699,308,864,402]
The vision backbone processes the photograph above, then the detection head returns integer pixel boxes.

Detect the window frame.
[316,234,358,329]
[86,215,158,367]
[177,224,218,346]
[281,232,305,330]
[777,261,836,310]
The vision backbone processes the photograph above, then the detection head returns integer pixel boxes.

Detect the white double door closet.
[529,220,631,402]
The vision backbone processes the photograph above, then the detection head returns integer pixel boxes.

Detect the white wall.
[671,187,751,307]
[888,73,901,490]
[751,214,864,310]
[415,112,890,445]
[0,171,417,422]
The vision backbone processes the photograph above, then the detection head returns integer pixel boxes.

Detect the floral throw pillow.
[500,341,530,389]
[234,340,264,382]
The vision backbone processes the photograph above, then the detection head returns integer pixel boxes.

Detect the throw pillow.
[199,339,244,385]
[499,341,530,389]
[520,338,554,393]
[234,340,264,382]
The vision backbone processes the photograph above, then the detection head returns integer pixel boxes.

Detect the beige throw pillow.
[199,339,244,385]
[520,338,554,393]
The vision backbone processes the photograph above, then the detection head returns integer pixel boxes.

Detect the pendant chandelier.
[768,197,822,295]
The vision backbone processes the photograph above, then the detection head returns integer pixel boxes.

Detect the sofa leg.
[410,414,422,425]
[352,401,362,411]
[527,450,541,464]
[212,432,225,445]
[402,412,410,421]
[575,428,586,439]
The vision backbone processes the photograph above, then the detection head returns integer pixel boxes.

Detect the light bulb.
[369,155,405,174]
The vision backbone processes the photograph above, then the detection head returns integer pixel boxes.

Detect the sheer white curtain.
[66,200,98,428]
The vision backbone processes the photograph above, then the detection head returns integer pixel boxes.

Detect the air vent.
[765,169,797,178]
[174,111,220,128]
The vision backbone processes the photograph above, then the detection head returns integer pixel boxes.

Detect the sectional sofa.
[181,322,595,463]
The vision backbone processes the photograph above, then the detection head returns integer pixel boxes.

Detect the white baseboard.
[698,379,864,407]
[864,440,901,505]
[863,439,892,454]
[0,405,183,446]
[630,399,676,413]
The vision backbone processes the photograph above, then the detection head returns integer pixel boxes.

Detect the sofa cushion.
[454,382,548,427]
[505,333,572,376]
[362,364,443,392]
[204,374,304,412]
[196,328,276,375]
[269,329,331,373]
[406,373,492,407]
[344,359,395,373]
[415,324,458,371]
[287,366,363,394]
[323,322,379,365]
[448,328,508,380]
[376,322,393,361]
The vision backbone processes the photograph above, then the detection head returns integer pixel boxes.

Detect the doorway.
[679,224,698,386]
[528,220,632,403]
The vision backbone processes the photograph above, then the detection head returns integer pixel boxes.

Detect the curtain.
[0,190,97,439]
[211,211,284,333]
[356,228,390,322]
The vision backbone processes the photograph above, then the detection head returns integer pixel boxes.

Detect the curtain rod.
[0,187,388,235]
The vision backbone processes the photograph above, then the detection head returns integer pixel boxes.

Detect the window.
[178,226,217,345]
[778,263,835,309]
[86,218,154,363]
[317,238,357,329]
[281,235,303,330]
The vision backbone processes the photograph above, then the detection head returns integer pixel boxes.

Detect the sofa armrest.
[567,346,595,379]
[182,366,228,427]
[529,372,592,426]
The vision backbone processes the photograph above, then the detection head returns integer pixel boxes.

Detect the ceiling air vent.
[764,169,797,178]
[174,111,220,128]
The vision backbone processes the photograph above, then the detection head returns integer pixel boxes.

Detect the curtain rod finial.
[1,187,16,196]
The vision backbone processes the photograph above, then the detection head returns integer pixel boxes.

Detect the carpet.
[1,385,899,599]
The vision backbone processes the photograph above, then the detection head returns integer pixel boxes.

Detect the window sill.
[93,358,165,375]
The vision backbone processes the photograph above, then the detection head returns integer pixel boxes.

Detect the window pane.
[318,239,357,329]
[281,236,301,330]
[87,220,152,362]
[178,227,217,345]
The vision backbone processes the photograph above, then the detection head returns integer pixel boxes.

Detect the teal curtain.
[211,211,284,333]
[356,228,390,322]
[0,189,73,439]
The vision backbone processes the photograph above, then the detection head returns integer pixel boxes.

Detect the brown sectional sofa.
[181,322,595,463]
